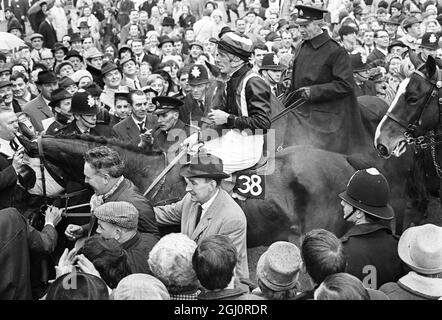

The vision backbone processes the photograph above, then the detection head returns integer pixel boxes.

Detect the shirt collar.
[131,115,146,125]
[377,47,389,56]
[42,96,51,106]
[200,188,219,216]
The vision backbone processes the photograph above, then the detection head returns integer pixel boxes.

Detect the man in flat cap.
[289,5,365,154]
[154,152,249,281]
[183,31,271,174]
[29,33,45,63]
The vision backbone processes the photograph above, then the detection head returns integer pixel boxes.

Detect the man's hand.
[12,149,24,172]
[208,109,229,125]
[45,206,63,227]
[65,224,84,241]
[295,87,311,100]
[138,129,153,148]
[55,248,77,279]
[181,132,199,150]
[76,254,101,278]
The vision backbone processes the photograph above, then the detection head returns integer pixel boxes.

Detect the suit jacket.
[367,48,387,66]
[112,115,145,146]
[154,189,249,280]
[23,94,54,133]
[151,118,189,153]
[0,153,17,210]
[38,20,58,49]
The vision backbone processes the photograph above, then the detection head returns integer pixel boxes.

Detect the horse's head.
[375,55,441,158]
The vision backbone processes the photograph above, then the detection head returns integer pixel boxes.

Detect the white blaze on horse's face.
[375,78,410,158]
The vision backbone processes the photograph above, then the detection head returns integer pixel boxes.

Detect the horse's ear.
[425,55,437,79]
[408,48,422,69]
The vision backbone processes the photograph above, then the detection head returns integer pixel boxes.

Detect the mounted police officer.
[289,5,364,154]
[56,90,101,136]
[339,168,406,289]
[183,31,271,174]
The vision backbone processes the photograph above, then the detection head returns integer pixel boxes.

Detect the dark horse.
[23,134,357,247]
[375,56,442,228]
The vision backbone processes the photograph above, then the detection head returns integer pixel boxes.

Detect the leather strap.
[37,136,48,206]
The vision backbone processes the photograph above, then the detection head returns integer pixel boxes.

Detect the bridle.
[385,68,442,177]
[385,69,442,150]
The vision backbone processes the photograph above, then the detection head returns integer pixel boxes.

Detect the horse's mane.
[44,134,164,156]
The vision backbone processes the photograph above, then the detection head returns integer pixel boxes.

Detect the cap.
[0,80,12,89]
[259,53,285,71]
[58,76,77,89]
[52,42,68,55]
[295,5,328,25]
[189,41,204,50]
[210,31,253,61]
[64,50,83,61]
[49,88,72,108]
[93,201,139,230]
[29,33,44,41]
[179,152,230,179]
[84,47,103,60]
[101,62,120,76]
[55,61,74,75]
[402,16,421,29]
[188,64,210,85]
[152,96,183,115]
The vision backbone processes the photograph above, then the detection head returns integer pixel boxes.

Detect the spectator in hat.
[52,43,68,69]
[29,34,45,64]
[194,235,260,300]
[388,40,409,56]
[161,16,177,38]
[38,7,58,49]
[44,88,73,135]
[339,168,406,289]
[10,72,35,108]
[120,10,143,47]
[367,30,390,68]
[380,224,442,300]
[148,233,200,299]
[3,3,28,34]
[4,6,23,36]
[84,47,104,89]
[350,53,377,97]
[22,70,57,133]
[159,36,175,60]
[71,70,93,89]
[184,41,204,65]
[253,241,302,300]
[77,200,158,274]
[423,18,441,34]
[399,16,422,50]
[58,76,78,95]
[315,273,389,300]
[193,9,218,44]
[382,17,401,42]
[154,152,249,281]
[259,53,285,97]
[0,79,20,113]
[120,57,141,90]
[69,33,83,53]
[295,229,347,300]
[109,88,131,127]
[64,50,85,72]
[45,272,110,300]
[111,274,170,300]
[100,62,123,113]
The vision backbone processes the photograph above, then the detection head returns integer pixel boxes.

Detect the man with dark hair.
[296,228,347,300]
[37,7,57,49]
[339,25,358,53]
[367,30,390,66]
[194,235,262,300]
[11,72,35,108]
[154,152,249,281]
[339,168,405,289]
[251,42,269,72]
[65,146,160,242]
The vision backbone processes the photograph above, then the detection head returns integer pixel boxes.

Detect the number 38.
[237,175,262,196]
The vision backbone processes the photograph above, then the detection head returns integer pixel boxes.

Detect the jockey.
[183,31,271,175]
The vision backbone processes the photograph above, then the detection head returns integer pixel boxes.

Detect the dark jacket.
[0,207,58,300]
[0,152,17,210]
[197,287,264,300]
[222,64,271,133]
[151,119,189,153]
[121,232,158,274]
[367,48,387,67]
[56,119,110,137]
[112,115,156,146]
[38,19,58,49]
[341,222,406,289]
[379,272,442,300]
[290,30,365,154]
[83,178,160,238]
[354,80,377,97]
[86,64,104,89]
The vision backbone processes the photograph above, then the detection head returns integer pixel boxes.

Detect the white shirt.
[0,137,18,158]
[132,115,146,131]
[200,188,219,219]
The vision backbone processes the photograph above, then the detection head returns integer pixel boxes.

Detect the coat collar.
[342,222,392,239]
[398,271,442,299]
[197,287,248,300]
[307,31,331,49]
[121,232,140,251]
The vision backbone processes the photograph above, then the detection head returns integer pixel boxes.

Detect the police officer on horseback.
[183,30,271,175]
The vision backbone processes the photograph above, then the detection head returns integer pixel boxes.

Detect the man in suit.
[1,1,29,33]
[0,111,22,209]
[38,8,58,49]
[154,152,249,281]
[367,30,389,67]
[112,89,153,146]
[22,70,57,133]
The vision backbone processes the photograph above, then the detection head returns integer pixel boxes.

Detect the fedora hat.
[256,241,301,292]
[35,70,57,85]
[398,224,442,275]
[162,16,175,27]
[49,88,72,108]
[52,42,68,55]
[64,50,83,61]
[101,61,120,77]
[180,152,230,179]
[84,47,103,60]
[339,168,395,220]
[159,36,174,47]
[58,76,76,89]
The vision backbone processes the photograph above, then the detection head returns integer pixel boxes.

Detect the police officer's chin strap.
[265,70,279,86]
[344,207,357,220]
[80,115,96,126]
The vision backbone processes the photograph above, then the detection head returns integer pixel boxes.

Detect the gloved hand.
[295,86,311,101]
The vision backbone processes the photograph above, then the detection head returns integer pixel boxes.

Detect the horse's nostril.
[377,144,389,157]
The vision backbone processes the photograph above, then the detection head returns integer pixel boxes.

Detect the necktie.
[138,121,146,133]
[272,86,277,96]
[199,101,204,113]
[194,204,202,229]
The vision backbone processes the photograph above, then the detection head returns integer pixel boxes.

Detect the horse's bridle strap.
[37,136,48,204]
